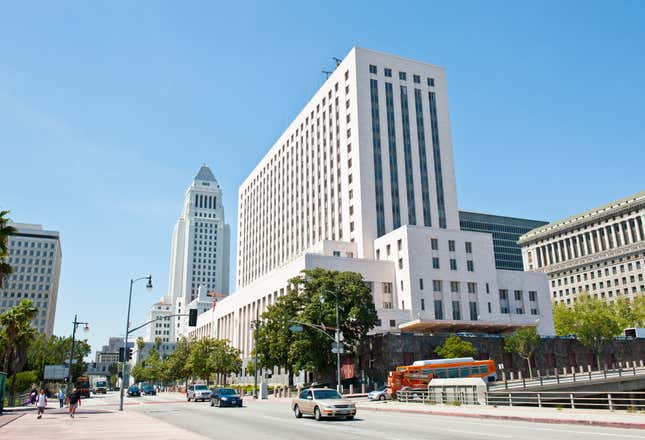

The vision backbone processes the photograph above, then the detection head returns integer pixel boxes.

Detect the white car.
[367,386,391,401]
[187,384,212,402]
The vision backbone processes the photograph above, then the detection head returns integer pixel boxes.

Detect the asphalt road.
[90,392,643,440]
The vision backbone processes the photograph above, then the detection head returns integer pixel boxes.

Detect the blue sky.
[1,1,643,355]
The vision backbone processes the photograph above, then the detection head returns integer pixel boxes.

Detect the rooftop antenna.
[333,57,342,67]
[322,70,333,79]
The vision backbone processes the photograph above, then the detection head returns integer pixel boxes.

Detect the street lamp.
[66,315,89,396]
[250,309,261,399]
[320,288,343,394]
[119,275,152,411]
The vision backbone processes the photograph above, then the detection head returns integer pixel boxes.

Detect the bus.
[75,376,91,398]
[387,357,496,397]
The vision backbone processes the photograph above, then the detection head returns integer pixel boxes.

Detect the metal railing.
[486,391,645,411]
[490,360,645,390]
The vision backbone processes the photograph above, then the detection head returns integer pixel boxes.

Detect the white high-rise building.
[144,297,174,343]
[1,223,62,336]
[167,166,230,340]
[191,48,555,373]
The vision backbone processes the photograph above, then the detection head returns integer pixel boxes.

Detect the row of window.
[368,64,435,87]
[9,241,56,249]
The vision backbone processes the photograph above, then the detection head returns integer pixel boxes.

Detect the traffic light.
[189,308,197,327]
[119,347,125,362]
[127,348,133,360]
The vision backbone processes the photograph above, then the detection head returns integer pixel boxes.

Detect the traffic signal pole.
[119,278,135,411]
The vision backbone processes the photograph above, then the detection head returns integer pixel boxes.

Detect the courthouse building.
[190,47,555,369]
[519,191,645,305]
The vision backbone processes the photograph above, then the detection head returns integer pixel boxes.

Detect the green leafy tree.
[256,268,378,382]
[108,362,120,388]
[0,210,16,288]
[163,337,192,385]
[130,363,148,383]
[185,338,216,383]
[136,336,145,364]
[435,335,477,359]
[0,300,38,405]
[613,297,645,330]
[553,294,622,369]
[25,334,91,381]
[185,337,242,385]
[504,327,540,378]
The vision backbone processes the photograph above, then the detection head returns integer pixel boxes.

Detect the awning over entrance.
[398,319,536,334]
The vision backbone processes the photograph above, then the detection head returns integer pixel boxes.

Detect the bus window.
[435,368,447,378]
[479,365,488,374]
[422,369,434,375]
[459,367,470,377]
[448,368,459,378]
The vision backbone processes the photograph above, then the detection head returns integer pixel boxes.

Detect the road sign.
[331,342,344,353]
[331,347,345,354]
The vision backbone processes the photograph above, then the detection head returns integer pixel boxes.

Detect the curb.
[359,405,645,430]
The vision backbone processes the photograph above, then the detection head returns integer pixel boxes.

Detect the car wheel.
[379,394,385,401]
[346,415,354,420]
[293,405,302,418]
[314,406,322,421]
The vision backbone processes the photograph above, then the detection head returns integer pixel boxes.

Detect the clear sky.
[1,1,643,356]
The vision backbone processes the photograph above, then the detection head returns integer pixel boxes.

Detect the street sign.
[331,342,344,353]
[331,347,345,354]
[289,325,303,332]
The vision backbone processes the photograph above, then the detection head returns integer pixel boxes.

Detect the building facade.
[1,223,62,336]
[165,165,231,340]
[191,47,555,379]
[144,297,174,343]
[519,191,645,306]
[459,211,548,271]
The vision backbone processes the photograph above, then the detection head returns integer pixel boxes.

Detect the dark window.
[413,74,420,83]
[369,65,377,74]
[427,78,435,87]
[432,257,440,269]
[434,300,443,319]
[384,68,392,77]
[399,71,407,80]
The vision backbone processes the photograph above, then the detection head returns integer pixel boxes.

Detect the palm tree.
[0,210,17,288]
[1,300,38,405]
[136,336,145,364]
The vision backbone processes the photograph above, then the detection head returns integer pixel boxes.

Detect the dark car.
[127,385,141,397]
[141,385,156,396]
[210,388,243,407]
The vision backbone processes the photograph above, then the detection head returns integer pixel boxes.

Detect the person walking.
[36,389,47,419]
[66,387,81,418]
[57,389,66,408]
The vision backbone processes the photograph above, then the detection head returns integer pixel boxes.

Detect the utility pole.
[66,315,89,396]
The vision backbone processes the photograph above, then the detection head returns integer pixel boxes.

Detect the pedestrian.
[29,387,38,405]
[57,388,66,408]
[36,389,47,419]
[66,387,81,418]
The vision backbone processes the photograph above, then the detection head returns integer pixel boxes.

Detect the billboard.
[44,365,69,380]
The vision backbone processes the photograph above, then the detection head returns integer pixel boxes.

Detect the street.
[4,391,637,440]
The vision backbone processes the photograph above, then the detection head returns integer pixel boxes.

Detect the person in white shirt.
[36,389,47,419]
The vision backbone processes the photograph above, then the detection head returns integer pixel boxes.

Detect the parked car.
[367,386,391,401]
[127,385,141,397]
[141,384,157,396]
[187,384,211,402]
[210,388,243,407]
[291,388,356,421]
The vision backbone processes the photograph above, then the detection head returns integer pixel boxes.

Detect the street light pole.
[250,311,260,399]
[119,275,152,412]
[321,288,342,394]
[66,314,89,396]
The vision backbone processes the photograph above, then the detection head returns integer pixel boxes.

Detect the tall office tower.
[519,191,645,306]
[144,297,173,343]
[237,48,459,288]
[167,166,230,339]
[459,211,548,271]
[1,223,62,336]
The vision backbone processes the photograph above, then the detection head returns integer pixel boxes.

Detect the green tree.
[0,210,16,288]
[256,268,378,382]
[25,334,91,381]
[435,335,477,359]
[130,363,148,383]
[185,338,216,383]
[163,337,192,384]
[209,339,242,384]
[136,336,145,363]
[504,327,540,378]
[108,362,120,388]
[0,300,38,405]
[613,297,645,330]
[553,294,621,369]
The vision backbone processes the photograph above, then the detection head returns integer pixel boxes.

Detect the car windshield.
[218,388,236,395]
[377,386,387,392]
[313,390,342,400]
[195,385,209,390]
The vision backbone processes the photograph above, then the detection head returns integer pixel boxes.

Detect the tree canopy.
[504,327,540,377]
[254,268,378,383]
[0,210,16,288]
[435,335,477,359]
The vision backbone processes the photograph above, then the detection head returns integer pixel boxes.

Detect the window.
[397,239,402,251]
[469,302,478,320]
[467,282,477,294]
[398,258,403,269]
[432,257,440,269]
[452,301,461,320]
[389,319,396,327]
[333,251,341,257]
[434,300,443,319]
[514,290,523,301]
[419,278,424,290]
[529,291,537,301]
[420,298,425,310]
[399,71,407,80]
[413,74,420,83]
[499,289,508,300]
[450,259,457,270]
[386,244,391,255]
[467,260,474,272]
[465,242,472,253]
[369,65,377,74]
[487,302,492,313]
[450,281,460,293]
[500,306,509,314]
[433,280,442,292]
[431,238,438,250]
[427,78,435,87]
[531,308,538,315]
[384,68,392,77]
[448,240,455,252]
[516,307,525,315]
[383,282,392,294]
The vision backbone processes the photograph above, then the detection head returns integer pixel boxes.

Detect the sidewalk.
[0,405,209,440]
[357,400,645,429]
